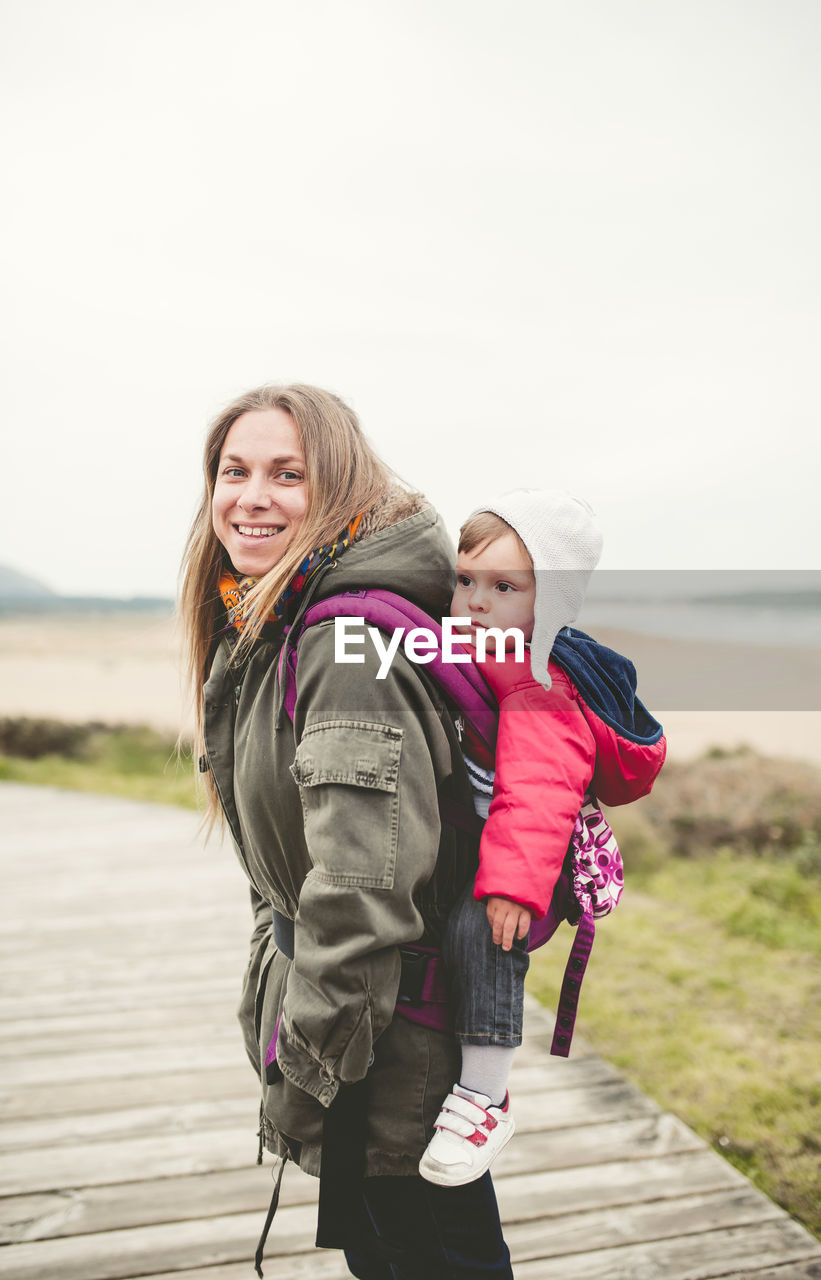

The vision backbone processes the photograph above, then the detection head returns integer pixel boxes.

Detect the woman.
[179,384,514,1279]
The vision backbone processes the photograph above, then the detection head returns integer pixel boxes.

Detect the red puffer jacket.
[473,650,666,919]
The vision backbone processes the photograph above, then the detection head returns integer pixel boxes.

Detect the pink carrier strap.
[279,589,497,746]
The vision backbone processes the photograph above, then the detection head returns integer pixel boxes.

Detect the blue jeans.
[344,1171,513,1279]
[443,882,530,1046]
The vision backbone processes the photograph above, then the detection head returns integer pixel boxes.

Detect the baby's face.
[451,530,536,652]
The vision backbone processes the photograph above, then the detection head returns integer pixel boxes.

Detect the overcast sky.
[2,0,819,596]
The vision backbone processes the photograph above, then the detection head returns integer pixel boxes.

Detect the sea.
[577,571,821,650]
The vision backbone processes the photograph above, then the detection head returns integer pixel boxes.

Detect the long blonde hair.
[179,384,396,806]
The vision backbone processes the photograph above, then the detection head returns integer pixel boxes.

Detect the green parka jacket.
[203,498,480,1177]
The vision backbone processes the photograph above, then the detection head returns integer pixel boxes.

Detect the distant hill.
[0,595,174,616]
[0,564,57,599]
[0,564,173,613]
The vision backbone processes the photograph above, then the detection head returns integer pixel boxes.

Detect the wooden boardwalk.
[1,783,819,1280]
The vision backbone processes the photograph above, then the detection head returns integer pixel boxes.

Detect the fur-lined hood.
[353,483,428,542]
[306,490,455,623]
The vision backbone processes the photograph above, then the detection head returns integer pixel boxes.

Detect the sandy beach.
[1,610,820,764]
[0,611,192,736]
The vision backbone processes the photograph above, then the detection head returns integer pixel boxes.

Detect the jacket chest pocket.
[290,719,403,889]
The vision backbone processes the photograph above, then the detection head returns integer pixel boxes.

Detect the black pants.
[343,1172,513,1279]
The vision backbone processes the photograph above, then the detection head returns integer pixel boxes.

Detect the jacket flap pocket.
[291,720,402,792]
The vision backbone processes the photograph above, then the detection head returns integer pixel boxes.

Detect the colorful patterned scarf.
[218,516,362,631]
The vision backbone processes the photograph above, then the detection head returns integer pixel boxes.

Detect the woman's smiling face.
[211,408,308,576]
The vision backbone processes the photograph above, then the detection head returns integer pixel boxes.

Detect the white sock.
[458,1045,515,1107]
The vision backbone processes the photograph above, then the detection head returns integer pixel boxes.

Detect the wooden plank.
[1,894,239,921]
[510,1056,621,1093]
[0,1033,618,1077]
[0,1205,308,1280]
[0,1022,244,1062]
[0,1145,747,1253]
[2,867,237,896]
[1,1054,619,1136]
[0,1080,563,1149]
[14,1235,821,1280]
[3,1063,652,1138]
[718,1264,821,1280]
[0,1115,706,1244]
[0,1041,249,1089]
[511,1079,659,1130]
[0,1020,243,1062]
[0,1002,250,1044]
[0,929,243,952]
[0,903,245,926]
[0,1165,316,1245]
[0,1080,665,1197]
[0,904,249,936]
[495,1112,705,1177]
[495,1149,747,1220]
[501,1185,785,1255]
[0,1187,799,1280]
[512,1219,821,1279]
[0,1066,255,1121]
[0,1127,258,1196]
[99,1256,352,1280]
[0,953,247,993]
[4,1031,601,1084]
[0,979,241,1020]
[2,937,233,961]
[0,1097,258,1151]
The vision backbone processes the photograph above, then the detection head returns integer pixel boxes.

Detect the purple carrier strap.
[438,795,485,838]
[394,945,452,1033]
[281,589,498,745]
[526,869,570,953]
[550,911,596,1057]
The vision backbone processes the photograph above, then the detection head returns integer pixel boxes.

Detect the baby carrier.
[274,587,649,1059]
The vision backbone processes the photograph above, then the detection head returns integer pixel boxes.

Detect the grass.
[2,722,820,1238]
[0,720,198,809]
[529,805,821,1241]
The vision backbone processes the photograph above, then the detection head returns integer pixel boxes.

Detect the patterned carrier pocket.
[569,800,624,919]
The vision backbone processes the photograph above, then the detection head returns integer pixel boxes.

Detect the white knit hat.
[468,488,603,689]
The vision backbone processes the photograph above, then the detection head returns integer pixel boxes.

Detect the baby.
[419,489,666,1186]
